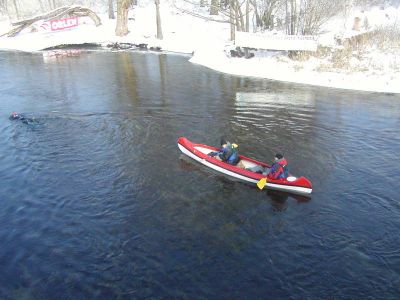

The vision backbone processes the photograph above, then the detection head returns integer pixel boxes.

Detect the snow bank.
[190,47,400,93]
[0,3,399,94]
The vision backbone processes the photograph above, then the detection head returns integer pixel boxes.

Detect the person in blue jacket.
[208,137,240,165]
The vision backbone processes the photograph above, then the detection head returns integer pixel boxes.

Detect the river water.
[0,50,399,299]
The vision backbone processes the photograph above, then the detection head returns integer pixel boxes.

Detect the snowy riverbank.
[1,3,399,94]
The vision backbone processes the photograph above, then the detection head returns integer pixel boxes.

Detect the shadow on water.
[266,189,311,211]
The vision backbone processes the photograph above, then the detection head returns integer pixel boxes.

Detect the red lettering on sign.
[50,17,79,31]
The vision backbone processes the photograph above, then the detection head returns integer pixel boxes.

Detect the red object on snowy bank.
[50,17,79,31]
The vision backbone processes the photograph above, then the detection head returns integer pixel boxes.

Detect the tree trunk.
[229,0,235,41]
[234,8,240,31]
[115,0,132,36]
[0,0,8,15]
[290,0,296,35]
[38,0,45,13]
[108,0,115,19]
[49,0,56,10]
[234,0,244,32]
[245,0,249,32]
[12,0,19,20]
[263,9,273,29]
[210,0,218,15]
[155,0,163,39]
[251,0,262,28]
[285,0,289,34]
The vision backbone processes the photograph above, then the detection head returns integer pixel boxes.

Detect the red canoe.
[177,137,312,195]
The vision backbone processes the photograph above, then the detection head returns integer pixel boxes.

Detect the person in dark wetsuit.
[9,112,37,125]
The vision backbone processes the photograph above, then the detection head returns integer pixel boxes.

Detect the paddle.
[257,177,267,190]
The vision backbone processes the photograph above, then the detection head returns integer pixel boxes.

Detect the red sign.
[50,17,79,31]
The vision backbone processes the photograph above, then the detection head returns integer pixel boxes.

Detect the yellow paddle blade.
[257,178,267,190]
[231,143,238,148]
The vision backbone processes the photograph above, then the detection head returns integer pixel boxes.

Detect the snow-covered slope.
[0,3,399,93]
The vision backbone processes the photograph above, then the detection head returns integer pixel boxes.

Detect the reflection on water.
[236,90,316,106]
[0,51,399,299]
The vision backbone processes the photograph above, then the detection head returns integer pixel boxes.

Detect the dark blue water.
[1,50,400,299]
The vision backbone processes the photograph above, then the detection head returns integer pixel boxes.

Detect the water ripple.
[0,51,400,299]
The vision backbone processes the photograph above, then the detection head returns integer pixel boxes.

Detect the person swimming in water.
[9,112,37,125]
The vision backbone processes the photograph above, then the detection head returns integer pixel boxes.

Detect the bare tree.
[280,0,343,35]
[12,0,20,19]
[0,0,8,15]
[234,0,245,31]
[173,0,231,24]
[245,0,249,32]
[265,0,279,29]
[249,0,279,30]
[286,0,297,34]
[298,0,343,35]
[210,0,219,15]
[115,0,132,36]
[48,0,56,10]
[251,0,262,28]
[175,0,248,40]
[155,0,163,39]
[38,0,46,13]
[249,0,343,35]
[109,0,115,19]
[230,0,235,40]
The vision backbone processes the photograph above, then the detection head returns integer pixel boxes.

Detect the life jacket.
[281,162,289,179]
[220,142,239,165]
[268,158,288,179]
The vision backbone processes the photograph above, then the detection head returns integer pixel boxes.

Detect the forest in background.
[1,0,398,35]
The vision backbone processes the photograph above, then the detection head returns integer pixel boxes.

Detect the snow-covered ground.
[1,2,399,94]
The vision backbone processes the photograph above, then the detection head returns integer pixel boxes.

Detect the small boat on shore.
[177,137,312,195]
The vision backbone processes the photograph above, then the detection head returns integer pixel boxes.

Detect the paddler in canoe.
[246,153,289,180]
[207,137,245,168]
[206,138,289,179]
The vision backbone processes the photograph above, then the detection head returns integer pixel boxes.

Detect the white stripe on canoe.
[178,143,312,195]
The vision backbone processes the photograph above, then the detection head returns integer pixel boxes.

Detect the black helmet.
[220,136,227,146]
